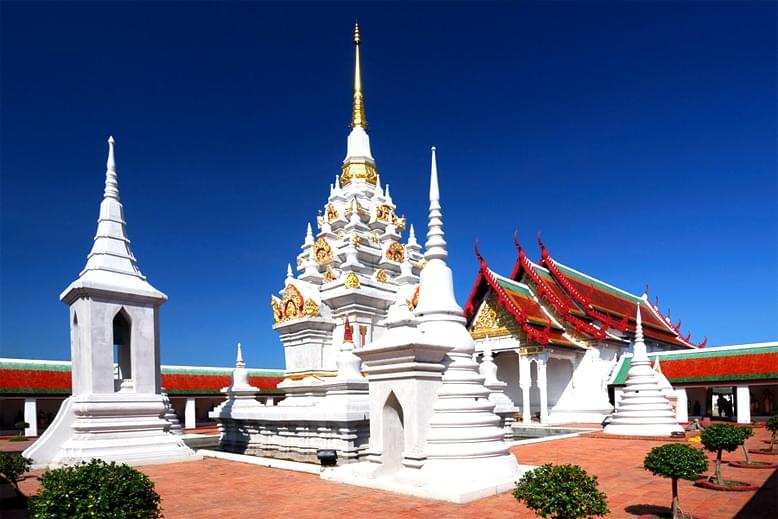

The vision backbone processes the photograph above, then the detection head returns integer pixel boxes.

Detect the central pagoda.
[213,24,424,463]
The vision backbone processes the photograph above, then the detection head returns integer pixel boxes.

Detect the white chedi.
[214,343,264,412]
[604,306,683,436]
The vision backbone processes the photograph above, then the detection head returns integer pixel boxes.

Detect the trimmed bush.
[644,443,708,519]
[700,424,745,484]
[513,463,609,519]
[767,416,778,452]
[29,459,161,518]
[0,452,32,495]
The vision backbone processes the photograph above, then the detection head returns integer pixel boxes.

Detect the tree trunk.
[671,478,680,519]
[771,432,776,452]
[742,442,751,464]
[715,449,722,484]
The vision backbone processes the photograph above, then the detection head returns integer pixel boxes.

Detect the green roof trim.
[611,346,778,385]
[496,278,533,297]
[0,388,71,395]
[0,362,71,372]
[554,263,642,303]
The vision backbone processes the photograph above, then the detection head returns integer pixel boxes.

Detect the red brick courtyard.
[12,427,778,518]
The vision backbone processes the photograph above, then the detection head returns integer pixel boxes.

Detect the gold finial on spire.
[351,22,367,129]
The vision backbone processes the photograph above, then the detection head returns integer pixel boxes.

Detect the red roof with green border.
[609,343,778,386]
[0,359,285,396]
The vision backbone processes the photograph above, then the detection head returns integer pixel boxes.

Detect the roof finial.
[104,136,120,200]
[286,263,293,279]
[635,304,644,346]
[424,146,447,261]
[351,22,367,129]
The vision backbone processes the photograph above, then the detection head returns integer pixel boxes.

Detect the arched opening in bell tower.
[381,391,405,472]
[112,308,132,391]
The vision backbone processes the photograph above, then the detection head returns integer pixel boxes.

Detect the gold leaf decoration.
[376,269,388,283]
[344,272,361,289]
[386,242,405,262]
[303,298,320,318]
[313,237,333,265]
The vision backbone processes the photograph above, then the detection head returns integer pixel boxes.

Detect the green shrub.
[700,424,744,484]
[14,421,29,434]
[513,463,609,519]
[8,435,29,442]
[644,444,708,519]
[0,452,32,495]
[29,459,161,519]
[767,415,778,452]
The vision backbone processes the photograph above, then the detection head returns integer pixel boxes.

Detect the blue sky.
[2,1,776,369]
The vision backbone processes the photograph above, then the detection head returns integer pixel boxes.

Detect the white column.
[675,388,688,423]
[24,398,38,437]
[736,385,751,424]
[184,397,197,429]
[537,355,549,424]
[518,353,532,424]
[265,397,274,407]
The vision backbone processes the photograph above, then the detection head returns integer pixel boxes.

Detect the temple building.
[211,23,425,463]
[464,235,704,425]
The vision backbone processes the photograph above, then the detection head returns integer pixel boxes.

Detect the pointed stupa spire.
[351,22,367,129]
[407,224,419,247]
[235,342,245,368]
[341,23,376,186]
[61,137,165,302]
[104,136,120,200]
[304,222,314,245]
[633,304,646,359]
[424,146,447,262]
[286,263,294,279]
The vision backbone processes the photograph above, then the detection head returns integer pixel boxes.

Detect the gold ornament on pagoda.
[470,297,518,340]
[271,296,283,323]
[392,215,406,232]
[407,286,420,312]
[313,237,333,265]
[370,231,380,244]
[375,269,388,283]
[415,259,427,271]
[340,161,377,186]
[327,204,339,221]
[352,234,362,247]
[271,284,311,324]
[376,204,392,222]
[323,267,337,283]
[344,272,361,289]
[303,298,320,318]
[385,242,405,262]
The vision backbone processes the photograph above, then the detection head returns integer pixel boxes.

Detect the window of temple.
[112,309,132,391]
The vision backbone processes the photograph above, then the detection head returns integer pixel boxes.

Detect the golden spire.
[351,22,367,129]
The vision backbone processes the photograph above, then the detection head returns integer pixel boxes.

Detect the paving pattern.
[13,426,778,518]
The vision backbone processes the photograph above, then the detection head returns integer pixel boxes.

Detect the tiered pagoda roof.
[465,235,700,350]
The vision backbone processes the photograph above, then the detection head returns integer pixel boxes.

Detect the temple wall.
[494,352,520,407]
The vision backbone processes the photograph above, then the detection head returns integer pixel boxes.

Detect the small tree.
[0,452,32,496]
[14,421,29,438]
[644,443,708,519]
[738,426,754,464]
[29,459,162,518]
[513,463,609,519]
[767,416,778,452]
[700,424,743,484]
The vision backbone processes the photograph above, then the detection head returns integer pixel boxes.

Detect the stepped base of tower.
[604,419,684,436]
[211,379,370,465]
[24,394,199,468]
[325,453,529,503]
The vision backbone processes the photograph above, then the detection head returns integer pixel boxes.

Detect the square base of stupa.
[603,422,684,436]
[323,456,532,504]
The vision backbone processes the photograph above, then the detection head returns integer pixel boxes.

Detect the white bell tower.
[24,137,197,467]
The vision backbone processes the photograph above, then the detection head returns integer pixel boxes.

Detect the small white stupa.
[327,147,524,503]
[479,346,519,435]
[604,306,683,436]
[24,137,197,467]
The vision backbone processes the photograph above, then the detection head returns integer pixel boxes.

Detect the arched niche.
[112,308,132,390]
[381,391,405,472]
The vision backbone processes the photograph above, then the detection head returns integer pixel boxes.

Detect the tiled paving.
[13,426,778,518]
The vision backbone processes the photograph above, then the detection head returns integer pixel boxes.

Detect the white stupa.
[326,147,524,502]
[604,306,683,436]
[24,137,197,467]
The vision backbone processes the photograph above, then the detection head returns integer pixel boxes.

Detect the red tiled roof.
[0,360,284,396]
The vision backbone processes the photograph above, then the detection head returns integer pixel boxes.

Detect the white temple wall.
[494,351,521,407]
[546,357,574,408]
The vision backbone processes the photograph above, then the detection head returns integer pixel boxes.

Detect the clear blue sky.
[2,1,776,369]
